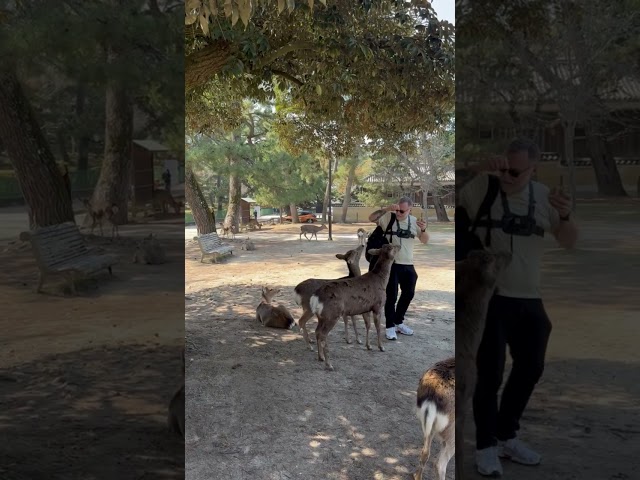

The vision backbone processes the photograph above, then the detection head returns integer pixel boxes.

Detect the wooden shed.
[131,139,169,204]
[240,197,257,224]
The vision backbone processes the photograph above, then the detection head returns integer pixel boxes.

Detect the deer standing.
[309,244,399,370]
[299,224,327,241]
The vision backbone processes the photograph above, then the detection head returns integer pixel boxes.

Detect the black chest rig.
[474,180,544,249]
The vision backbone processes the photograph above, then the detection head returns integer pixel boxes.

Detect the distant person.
[162,169,171,193]
[457,137,578,477]
[367,196,429,340]
[254,209,258,221]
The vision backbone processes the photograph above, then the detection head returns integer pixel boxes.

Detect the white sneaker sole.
[499,451,541,466]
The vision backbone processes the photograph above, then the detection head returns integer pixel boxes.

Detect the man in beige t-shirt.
[457,138,578,476]
[368,196,429,340]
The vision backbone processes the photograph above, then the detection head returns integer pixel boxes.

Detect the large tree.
[0,67,75,228]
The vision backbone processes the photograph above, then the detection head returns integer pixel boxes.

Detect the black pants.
[370,259,418,328]
[473,295,552,449]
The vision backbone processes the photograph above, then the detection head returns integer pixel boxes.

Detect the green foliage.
[186,0,455,145]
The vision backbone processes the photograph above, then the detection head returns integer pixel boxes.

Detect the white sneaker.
[395,323,413,335]
[498,438,541,465]
[476,446,503,477]
[385,327,397,340]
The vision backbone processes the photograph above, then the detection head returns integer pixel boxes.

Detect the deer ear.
[367,248,379,256]
[336,253,345,259]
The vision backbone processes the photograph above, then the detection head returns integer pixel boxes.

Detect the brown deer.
[356,228,368,247]
[308,243,399,370]
[256,287,296,329]
[104,204,120,240]
[299,223,327,241]
[294,245,380,351]
[153,189,181,214]
[414,357,455,480]
[455,250,512,480]
[82,198,105,236]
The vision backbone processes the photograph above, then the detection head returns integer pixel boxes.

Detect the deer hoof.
[366,344,372,351]
[356,339,363,345]
[379,345,385,352]
[345,338,352,344]
[325,364,335,371]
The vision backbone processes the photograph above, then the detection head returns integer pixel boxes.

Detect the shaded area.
[0,345,184,480]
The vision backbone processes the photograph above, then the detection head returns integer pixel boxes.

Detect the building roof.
[363,169,455,186]
[132,139,169,152]
[241,197,257,203]
[458,66,640,106]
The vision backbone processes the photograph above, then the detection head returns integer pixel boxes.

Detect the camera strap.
[499,181,544,238]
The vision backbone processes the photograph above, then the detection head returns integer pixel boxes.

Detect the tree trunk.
[224,172,241,231]
[76,84,90,178]
[433,195,450,222]
[0,68,74,228]
[216,174,223,212]
[340,162,357,223]
[185,167,217,235]
[322,178,331,222]
[586,130,627,196]
[90,80,133,224]
[289,203,300,223]
[562,120,577,211]
[185,40,237,92]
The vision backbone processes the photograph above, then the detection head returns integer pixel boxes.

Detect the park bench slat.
[23,221,118,294]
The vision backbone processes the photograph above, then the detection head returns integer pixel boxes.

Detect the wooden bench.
[196,231,234,263]
[20,222,119,294]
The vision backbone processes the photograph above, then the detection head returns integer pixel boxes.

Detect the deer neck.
[346,263,362,278]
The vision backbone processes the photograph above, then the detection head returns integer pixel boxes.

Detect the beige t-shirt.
[458,174,561,298]
[375,212,420,265]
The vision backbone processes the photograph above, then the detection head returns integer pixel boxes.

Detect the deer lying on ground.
[299,223,327,241]
[414,357,455,480]
[168,348,185,438]
[256,286,296,329]
[294,245,380,351]
[455,250,512,480]
[133,233,166,264]
[356,228,368,247]
[309,243,399,370]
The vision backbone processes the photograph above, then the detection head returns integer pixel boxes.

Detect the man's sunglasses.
[396,209,409,214]
[499,167,530,178]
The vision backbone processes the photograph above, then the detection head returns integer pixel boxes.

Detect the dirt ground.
[184,222,456,480]
[0,217,185,480]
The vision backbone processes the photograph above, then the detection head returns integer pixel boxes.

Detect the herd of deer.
[247,223,511,479]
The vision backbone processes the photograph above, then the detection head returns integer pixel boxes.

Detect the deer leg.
[373,309,385,352]
[362,312,372,350]
[298,310,315,350]
[351,316,362,345]
[343,315,352,344]
[413,433,432,480]
[437,426,455,480]
[315,327,324,362]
